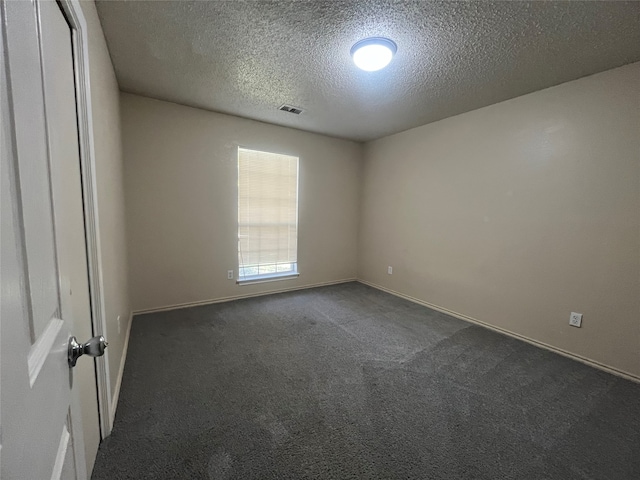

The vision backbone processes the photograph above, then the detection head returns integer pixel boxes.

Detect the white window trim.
[237,147,300,284]
[236,272,300,286]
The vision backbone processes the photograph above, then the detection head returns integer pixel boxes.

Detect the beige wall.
[359,62,640,378]
[80,0,132,463]
[121,93,362,311]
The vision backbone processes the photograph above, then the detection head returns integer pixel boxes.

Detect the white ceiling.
[96,1,640,142]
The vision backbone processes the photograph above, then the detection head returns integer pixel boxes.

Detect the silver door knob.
[68,335,108,367]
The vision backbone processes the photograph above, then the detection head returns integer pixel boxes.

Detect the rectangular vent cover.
[279,104,303,115]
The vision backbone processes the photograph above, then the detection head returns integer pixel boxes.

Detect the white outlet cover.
[387,266,393,274]
[569,312,582,327]
[227,270,234,280]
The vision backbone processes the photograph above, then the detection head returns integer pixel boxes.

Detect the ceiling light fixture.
[350,37,397,72]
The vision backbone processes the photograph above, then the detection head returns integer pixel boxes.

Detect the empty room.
[1,0,639,479]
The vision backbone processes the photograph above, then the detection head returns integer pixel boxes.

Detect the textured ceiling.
[96,0,640,142]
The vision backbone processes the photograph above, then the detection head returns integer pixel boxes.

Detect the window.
[237,148,299,283]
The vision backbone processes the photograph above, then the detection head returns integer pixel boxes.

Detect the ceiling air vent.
[279,104,303,115]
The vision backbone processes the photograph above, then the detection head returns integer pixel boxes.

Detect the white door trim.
[57,0,113,439]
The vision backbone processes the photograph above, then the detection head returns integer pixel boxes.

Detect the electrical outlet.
[227,270,234,280]
[117,315,121,334]
[388,266,393,275]
[569,312,582,328]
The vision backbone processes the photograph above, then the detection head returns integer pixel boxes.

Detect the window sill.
[236,272,300,286]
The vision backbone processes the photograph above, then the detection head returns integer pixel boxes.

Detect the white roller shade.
[238,148,299,279]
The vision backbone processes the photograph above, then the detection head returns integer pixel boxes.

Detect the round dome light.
[350,37,397,72]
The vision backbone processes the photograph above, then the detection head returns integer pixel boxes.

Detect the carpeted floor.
[92,282,640,480]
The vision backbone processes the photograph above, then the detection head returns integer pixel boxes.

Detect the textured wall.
[79,0,131,425]
[121,93,362,312]
[359,63,640,378]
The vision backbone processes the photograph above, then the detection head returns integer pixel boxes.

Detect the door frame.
[56,0,113,439]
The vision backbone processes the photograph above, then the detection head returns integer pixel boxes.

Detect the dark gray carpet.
[92,282,640,480]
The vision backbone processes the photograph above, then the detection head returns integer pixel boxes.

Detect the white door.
[1,1,104,479]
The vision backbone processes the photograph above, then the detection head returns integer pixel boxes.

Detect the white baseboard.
[132,278,358,315]
[358,279,640,384]
[109,311,133,426]
[123,278,638,386]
